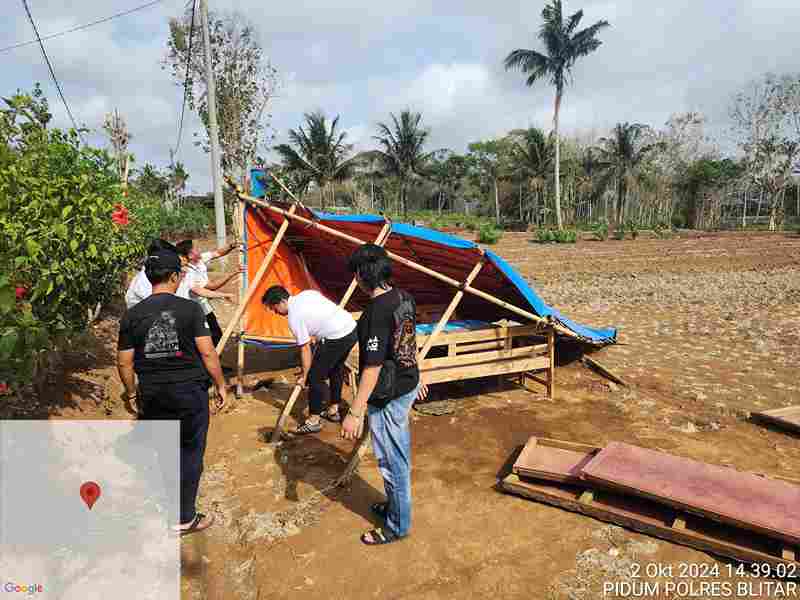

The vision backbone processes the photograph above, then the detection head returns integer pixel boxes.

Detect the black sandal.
[361,527,400,545]
[175,512,214,537]
[370,502,388,519]
[322,407,342,423]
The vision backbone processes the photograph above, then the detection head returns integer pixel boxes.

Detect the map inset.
[0,420,180,599]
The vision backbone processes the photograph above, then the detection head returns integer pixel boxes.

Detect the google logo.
[3,582,44,594]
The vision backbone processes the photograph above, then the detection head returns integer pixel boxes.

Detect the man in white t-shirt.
[263,286,357,434]
[125,239,191,309]
[176,239,242,348]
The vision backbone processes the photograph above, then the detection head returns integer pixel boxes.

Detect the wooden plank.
[583,355,627,386]
[547,327,555,399]
[421,345,539,371]
[423,355,548,385]
[751,406,800,434]
[454,340,506,354]
[513,437,599,483]
[337,222,391,310]
[417,323,544,347]
[502,474,797,569]
[581,442,800,545]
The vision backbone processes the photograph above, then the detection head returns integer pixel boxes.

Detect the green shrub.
[613,228,626,240]
[554,229,577,243]
[653,221,673,239]
[625,220,639,240]
[536,229,555,243]
[591,221,609,241]
[477,223,502,244]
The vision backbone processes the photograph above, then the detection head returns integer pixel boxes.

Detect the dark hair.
[147,238,176,255]
[176,239,194,258]
[262,285,290,306]
[348,244,391,291]
[144,251,182,285]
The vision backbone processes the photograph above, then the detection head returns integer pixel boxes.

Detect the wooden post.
[335,426,371,486]
[214,204,297,355]
[270,384,303,443]
[337,222,391,310]
[547,327,555,399]
[418,256,486,361]
[236,201,247,398]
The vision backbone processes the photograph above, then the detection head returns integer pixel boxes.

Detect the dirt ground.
[4,230,800,600]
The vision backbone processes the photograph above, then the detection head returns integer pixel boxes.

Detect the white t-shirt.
[287,290,356,345]
[184,251,215,316]
[124,267,191,309]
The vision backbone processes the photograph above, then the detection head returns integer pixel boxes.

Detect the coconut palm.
[595,122,661,226]
[373,110,436,218]
[507,127,555,223]
[274,110,355,209]
[504,0,610,230]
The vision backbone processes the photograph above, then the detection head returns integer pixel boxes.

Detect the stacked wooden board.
[502,438,800,567]
[751,406,800,435]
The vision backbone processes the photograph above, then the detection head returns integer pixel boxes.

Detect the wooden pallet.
[751,406,800,435]
[502,473,800,568]
[504,436,800,567]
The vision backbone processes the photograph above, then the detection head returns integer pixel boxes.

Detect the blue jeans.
[367,384,419,538]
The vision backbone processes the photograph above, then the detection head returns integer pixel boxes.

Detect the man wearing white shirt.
[176,239,241,348]
[263,286,357,434]
[125,239,191,309]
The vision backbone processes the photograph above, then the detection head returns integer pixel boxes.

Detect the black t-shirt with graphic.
[357,287,420,408]
[118,293,211,385]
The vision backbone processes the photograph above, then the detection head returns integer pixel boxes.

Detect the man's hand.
[295,371,308,388]
[122,389,138,416]
[416,382,429,402]
[213,384,228,413]
[340,413,364,441]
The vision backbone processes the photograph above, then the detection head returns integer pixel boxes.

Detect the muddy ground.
[4,230,800,599]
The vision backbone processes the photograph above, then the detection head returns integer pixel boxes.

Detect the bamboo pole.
[236,201,247,398]
[337,222,391,310]
[214,204,297,355]
[229,187,575,338]
[270,384,303,443]
[418,255,486,361]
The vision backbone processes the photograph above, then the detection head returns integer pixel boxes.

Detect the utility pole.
[199,0,226,252]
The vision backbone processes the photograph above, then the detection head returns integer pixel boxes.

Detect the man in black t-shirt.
[117,250,227,536]
[341,244,425,546]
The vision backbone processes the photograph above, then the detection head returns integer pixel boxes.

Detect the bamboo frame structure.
[222,174,557,481]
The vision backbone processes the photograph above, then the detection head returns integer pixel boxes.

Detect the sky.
[2,0,799,194]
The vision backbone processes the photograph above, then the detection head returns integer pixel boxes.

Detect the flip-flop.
[361,527,401,545]
[174,512,215,537]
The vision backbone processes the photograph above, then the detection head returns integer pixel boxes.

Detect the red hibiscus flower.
[15,286,27,300]
[111,203,130,227]
[0,382,9,395]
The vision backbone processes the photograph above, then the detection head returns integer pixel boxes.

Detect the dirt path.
[7,231,800,599]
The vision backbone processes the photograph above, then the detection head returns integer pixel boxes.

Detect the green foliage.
[591,221,609,241]
[477,223,502,244]
[536,228,576,243]
[625,220,639,239]
[653,221,673,239]
[0,88,145,386]
[536,229,555,243]
[613,227,626,240]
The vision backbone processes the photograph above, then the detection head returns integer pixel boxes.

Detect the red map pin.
[80,481,101,510]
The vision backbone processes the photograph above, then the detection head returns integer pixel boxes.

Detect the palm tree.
[507,127,555,223]
[504,0,610,230]
[373,110,436,218]
[595,122,661,227]
[274,110,355,209]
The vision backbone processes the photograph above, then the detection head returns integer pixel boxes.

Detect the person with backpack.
[341,243,427,545]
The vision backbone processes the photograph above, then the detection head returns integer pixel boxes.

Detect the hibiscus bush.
[0,86,148,388]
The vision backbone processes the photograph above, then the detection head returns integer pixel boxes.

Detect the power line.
[20,0,83,141]
[2,0,165,53]
[174,0,197,156]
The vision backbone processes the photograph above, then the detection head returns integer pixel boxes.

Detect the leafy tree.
[507,127,555,222]
[595,122,661,227]
[165,10,280,184]
[467,139,513,223]
[274,111,356,209]
[373,110,436,218]
[504,0,610,229]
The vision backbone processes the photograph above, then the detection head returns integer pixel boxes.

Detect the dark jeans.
[139,379,210,525]
[307,329,357,416]
[206,312,223,348]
